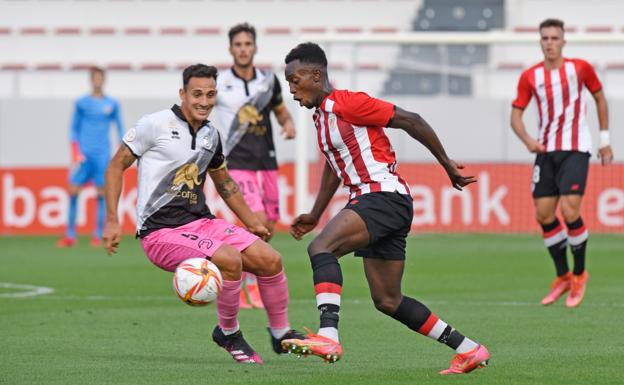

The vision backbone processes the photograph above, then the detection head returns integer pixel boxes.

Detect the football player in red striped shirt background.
[511,19,613,308]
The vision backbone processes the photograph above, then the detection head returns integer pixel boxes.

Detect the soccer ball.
[173,258,223,306]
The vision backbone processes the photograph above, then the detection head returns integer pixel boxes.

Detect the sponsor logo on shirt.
[238,104,267,136]
[238,104,262,125]
[167,163,202,204]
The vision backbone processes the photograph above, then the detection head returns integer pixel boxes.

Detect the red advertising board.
[1,163,622,234]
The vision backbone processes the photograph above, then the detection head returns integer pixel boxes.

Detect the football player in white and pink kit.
[103,64,303,365]
[215,23,296,310]
[511,19,613,308]
[280,42,489,375]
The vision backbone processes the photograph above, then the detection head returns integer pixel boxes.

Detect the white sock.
[270,326,291,340]
[221,325,240,336]
[317,327,339,342]
[456,337,479,354]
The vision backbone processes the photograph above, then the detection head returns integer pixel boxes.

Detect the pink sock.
[217,279,242,331]
[256,269,289,329]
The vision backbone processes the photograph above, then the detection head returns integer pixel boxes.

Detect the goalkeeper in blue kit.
[57,67,124,248]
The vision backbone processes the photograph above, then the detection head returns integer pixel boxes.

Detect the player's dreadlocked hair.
[228,22,256,45]
[182,64,218,88]
[285,42,328,68]
[539,18,565,32]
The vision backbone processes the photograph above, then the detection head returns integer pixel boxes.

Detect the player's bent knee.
[371,295,402,315]
[211,246,243,280]
[535,212,556,225]
[307,239,332,257]
[243,242,283,277]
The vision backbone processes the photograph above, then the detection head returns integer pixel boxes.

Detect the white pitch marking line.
[0,282,55,298]
[5,294,622,308]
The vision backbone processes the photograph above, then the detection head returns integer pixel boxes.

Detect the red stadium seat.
[70,63,97,71]
[335,27,363,33]
[512,26,537,33]
[0,27,12,35]
[20,27,46,35]
[605,62,624,70]
[106,63,133,71]
[585,26,614,33]
[1,63,27,71]
[35,63,63,71]
[300,27,327,34]
[140,63,168,71]
[89,27,116,35]
[194,27,221,35]
[55,27,81,35]
[370,27,399,33]
[160,27,186,35]
[265,27,292,35]
[356,63,383,71]
[496,62,525,70]
[124,27,151,35]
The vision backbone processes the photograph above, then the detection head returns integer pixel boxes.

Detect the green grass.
[1,233,623,385]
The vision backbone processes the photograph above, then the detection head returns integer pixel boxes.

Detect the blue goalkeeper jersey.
[70,94,124,157]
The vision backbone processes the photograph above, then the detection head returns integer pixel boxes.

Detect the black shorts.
[345,191,413,261]
[532,151,590,198]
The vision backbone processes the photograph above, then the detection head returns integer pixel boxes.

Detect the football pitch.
[1,233,623,385]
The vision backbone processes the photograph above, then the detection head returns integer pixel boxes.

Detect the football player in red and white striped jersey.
[280,42,489,375]
[511,19,613,308]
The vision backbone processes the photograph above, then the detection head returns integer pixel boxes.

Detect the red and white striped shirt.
[512,58,602,153]
[314,89,410,199]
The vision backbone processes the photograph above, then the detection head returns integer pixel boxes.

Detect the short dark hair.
[90,66,105,77]
[284,42,328,67]
[228,22,256,45]
[182,64,218,88]
[539,18,565,32]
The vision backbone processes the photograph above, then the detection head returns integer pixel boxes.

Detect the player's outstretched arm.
[209,167,270,239]
[103,145,136,255]
[290,161,340,240]
[388,107,476,191]
[510,107,545,153]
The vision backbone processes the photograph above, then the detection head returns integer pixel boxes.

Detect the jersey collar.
[171,104,209,128]
[231,66,257,81]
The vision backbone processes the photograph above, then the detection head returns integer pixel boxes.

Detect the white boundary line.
[0,282,55,298]
[3,293,622,308]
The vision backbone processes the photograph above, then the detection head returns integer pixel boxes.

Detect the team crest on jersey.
[201,135,216,151]
[124,128,137,142]
[103,105,113,115]
[328,114,337,129]
[238,104,263,125]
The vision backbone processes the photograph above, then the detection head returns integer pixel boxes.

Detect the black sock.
[566,217,588,275]
[391,296,468,350]
[541,219,569,276]
[311,252,342,330]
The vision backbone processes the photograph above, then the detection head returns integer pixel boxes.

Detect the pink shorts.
[139,218,259,272]
[229,169,279,221]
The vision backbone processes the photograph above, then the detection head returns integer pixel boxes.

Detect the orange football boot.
[541,272,572,305]
[440,344,490,375]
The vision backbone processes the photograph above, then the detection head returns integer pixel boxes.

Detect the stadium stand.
[382,0,504,95]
